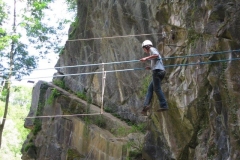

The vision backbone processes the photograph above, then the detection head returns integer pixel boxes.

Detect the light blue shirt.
[149,47,165,71]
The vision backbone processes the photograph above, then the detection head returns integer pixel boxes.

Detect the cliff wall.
[22,81,144,159]
[22,0,240,160]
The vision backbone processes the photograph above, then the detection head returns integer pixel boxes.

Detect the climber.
[140,40,168,115]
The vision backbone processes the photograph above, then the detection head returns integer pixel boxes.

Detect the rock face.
[22,81,144,160]
[22,0,240,160]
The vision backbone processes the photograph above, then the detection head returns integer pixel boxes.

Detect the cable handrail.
[1,49,239,73]
[4,57,239,82]
[165,57,240,68]
[164,49,240,60]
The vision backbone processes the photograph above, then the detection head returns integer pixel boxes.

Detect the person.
[140,40,168,115]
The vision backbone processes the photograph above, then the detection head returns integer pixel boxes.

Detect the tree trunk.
[0,87,10,148]
[0,0,16,148]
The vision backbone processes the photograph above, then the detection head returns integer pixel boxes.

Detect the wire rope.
[165,57,240,68]
[0,98,233,120]
[1,113,103,121]
[1,53,240,119]
[163,49,240,60]
[1,56,237,120]
[3,57,239,82]
[2,49,239,74]
[67,33,163,42]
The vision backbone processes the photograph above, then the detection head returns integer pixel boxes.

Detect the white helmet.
[142,40,153,47]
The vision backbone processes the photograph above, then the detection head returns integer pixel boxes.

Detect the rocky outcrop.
[21,81,144,160]
[22,0,240,160]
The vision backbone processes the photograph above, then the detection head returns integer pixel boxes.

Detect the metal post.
[101,63,106,114]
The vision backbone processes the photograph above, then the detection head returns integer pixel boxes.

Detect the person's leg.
[144,81,153,107]
[141,81,153,115]
[152,71,168,109]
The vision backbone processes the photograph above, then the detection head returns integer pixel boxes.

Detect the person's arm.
[140,54,159,61]
[145,66,151,70]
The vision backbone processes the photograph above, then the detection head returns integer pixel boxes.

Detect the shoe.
[141,110,148,116]
[142,106,150,112]
[141,106,150,116]
[157,107,168,112]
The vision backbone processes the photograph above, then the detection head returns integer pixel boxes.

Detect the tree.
[21,0,76,56]
[0,0,10,52]
[0,0,37,148]
[0,0,76,147]
[0,85,32,159]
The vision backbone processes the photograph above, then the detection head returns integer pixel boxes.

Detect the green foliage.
[76,91,87,100]
[112,113,121,119]
[76,91,92,103]
[59,47,65,55]
[53,79,65,89]
[0,101,3,116]
[65,0,77,12]
[67,148,83,159]
[32,1,48,10]
[104,106,113,113]
[11,41,38,80]
[111,113,147,134]
[24,142,36,152]
[0,85,31,159]
[127,150,142,160]
[127,138,143,152]
[94,115,106,128]
[0,0,76,86]
[83,104,91,125]
[0,88,7,101]
[0,0,75,157]
[0,28,11,51]
[31,89,46,136]
[1,0,76,79]
[127,137,144,160]
[130,123,147,134]
[19,0,76,54]
[112,126,131,136]
[0,0,8,23]
[0,2,38,81]
[219,62,240,149]
[139,75,151,98]
[68,17,79,40]
[0,0,11,51]
[21,12,59,54]
[47,88,61,105]
[187,28,202,47]
[33,119,42,135]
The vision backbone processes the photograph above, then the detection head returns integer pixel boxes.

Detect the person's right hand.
[145,66,151,70]
[140,57,147,61]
